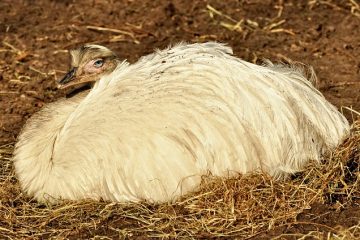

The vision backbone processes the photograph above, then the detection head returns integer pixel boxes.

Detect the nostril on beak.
[58,67,77,85]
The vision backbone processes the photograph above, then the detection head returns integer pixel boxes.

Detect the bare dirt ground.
[0,0,359,239]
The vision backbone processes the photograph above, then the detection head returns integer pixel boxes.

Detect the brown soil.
[1,0,359,238]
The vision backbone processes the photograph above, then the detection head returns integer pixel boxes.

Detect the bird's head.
[58,44,119,90]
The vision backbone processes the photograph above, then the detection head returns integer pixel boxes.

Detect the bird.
[13,42,350,203]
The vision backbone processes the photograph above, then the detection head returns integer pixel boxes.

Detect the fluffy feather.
[13,42,350,202]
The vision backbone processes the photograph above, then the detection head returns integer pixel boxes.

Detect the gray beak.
[58,67,77,85]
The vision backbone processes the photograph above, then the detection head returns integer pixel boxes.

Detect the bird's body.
[14,42,349,202]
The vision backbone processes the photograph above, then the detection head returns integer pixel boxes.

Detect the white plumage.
[13,42,350,203]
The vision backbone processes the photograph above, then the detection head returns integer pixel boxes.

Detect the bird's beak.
[58,67,77,89]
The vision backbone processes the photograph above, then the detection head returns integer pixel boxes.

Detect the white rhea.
[13,42,350,203]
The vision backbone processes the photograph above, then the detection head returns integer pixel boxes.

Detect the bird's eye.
[93,59,104,68]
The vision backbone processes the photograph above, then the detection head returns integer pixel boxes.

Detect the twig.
[206,4,238,23]
[2,41,21,53]
[0,91,19,95]
[29,66,48,76]
[349,0,360,17]
[86,26,134,38]
[86,25,140,44]
[343,107,360,116]
[269,28,295,35]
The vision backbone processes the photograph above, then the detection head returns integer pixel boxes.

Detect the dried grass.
[309,0,360,18]
[207,1,360,37]
[0,120,359,239]
[206,3,295,36]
